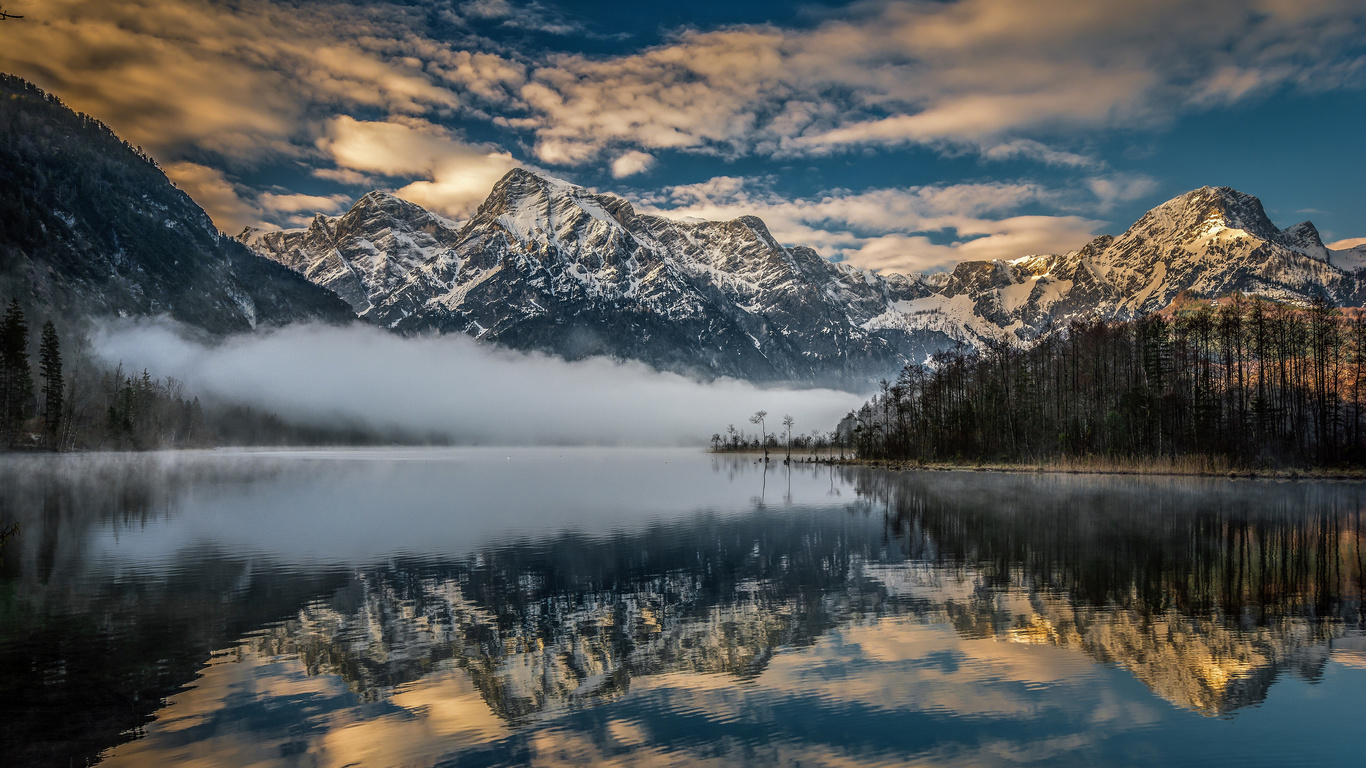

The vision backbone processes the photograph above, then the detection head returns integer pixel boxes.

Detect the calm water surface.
[1,448,1363,767]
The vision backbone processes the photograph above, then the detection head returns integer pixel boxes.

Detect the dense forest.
[843,296,1366,469]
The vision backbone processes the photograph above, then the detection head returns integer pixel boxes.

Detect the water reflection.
[857,469,1365,715]
[1,451,1363,767]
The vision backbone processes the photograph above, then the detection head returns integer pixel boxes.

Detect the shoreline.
[709,450,1366,481]
[807,456,1366,481]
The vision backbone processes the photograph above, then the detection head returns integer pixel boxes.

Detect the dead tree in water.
[750,410,768,460]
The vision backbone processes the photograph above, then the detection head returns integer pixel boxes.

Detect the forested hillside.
[844,296,1366,469]
[0,75,351,332]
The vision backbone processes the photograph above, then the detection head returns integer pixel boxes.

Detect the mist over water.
[89,320,866,445]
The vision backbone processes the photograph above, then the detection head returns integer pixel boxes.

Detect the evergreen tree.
[38,320,62,448]
[0,298,33,446]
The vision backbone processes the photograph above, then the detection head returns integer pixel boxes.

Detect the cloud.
[978,139,1101,169]
[4,0,1361,247]
[164,162,352,231]
[319,117,469,178]
[640,175,1114,273]
[257,192,351,216]
[610,151,655,178]
[163,162,265,233]
[90,320,867,445]
[0,0,463,162]
[1328,237,1366,250]
[318,117,519,218]
[505,0,1366,166]
[457,0,589,36]
[1086,173,1161,211]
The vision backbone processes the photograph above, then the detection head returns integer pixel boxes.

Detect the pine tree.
[38,320,62,448]
[0,298,34,447]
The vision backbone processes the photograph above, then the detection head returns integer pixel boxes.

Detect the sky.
[0,0,1362,275]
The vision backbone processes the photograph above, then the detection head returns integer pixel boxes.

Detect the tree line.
[1,298,423,451]
[1,298,212,450]
[843,296,1366,469]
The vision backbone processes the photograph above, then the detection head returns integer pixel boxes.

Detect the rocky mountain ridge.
[243,173,1366,386]
[244,169,965,387]
[2,73,1360,387]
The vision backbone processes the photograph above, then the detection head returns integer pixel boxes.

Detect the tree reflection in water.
[0,451,1362,767]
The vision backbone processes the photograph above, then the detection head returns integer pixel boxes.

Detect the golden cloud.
[319,116,519,218]
[641,175,1120,273]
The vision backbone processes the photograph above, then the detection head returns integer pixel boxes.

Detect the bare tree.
[750,410,768,459]
[0,7,24,20]
[58,333,98,451]
[782,414,794,462]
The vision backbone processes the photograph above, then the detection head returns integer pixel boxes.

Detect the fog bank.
[91,320,867,446]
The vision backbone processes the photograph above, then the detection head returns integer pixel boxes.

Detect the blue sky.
[1,0,1362,273]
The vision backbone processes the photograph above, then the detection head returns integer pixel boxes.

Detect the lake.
[1,448,1363,767]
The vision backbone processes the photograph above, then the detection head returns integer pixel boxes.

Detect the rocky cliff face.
[0,76,353,333]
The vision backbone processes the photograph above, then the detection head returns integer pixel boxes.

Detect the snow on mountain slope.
[240,192,463,316]
[244,169,963,387]
[242,178,1365,385]
[938,187,1366,341]
[1327,243,1366,273]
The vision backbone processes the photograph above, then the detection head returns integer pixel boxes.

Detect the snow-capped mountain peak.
[240,174,1366,386]
[1279,220,1330,260]
[1140,186,1282,244]
[241,168,955,386]
[240,189,464,316]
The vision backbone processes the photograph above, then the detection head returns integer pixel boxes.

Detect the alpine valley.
[5,75,1365,390]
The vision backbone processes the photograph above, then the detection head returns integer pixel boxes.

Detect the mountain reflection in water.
[1,449,1363,768]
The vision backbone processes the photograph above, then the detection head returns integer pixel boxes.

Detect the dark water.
[1,449,1363,768]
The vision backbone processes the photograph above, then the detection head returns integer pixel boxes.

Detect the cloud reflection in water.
[1,450,1362,767]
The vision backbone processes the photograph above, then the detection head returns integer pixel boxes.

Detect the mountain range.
[242,170,1366,386]
[242,170,948,387]
[3,74,1362,388]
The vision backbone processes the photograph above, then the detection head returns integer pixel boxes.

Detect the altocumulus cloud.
[90,321,866,446]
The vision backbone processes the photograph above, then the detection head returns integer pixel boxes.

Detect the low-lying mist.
[91,320,867,446]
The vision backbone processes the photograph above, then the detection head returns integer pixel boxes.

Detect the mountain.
[0,75,352,333]
[243,169,984,387]
[939,186,1366,341]
[240,191,465,317]
[4,72,1360,384]
[243,175,1366,386]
